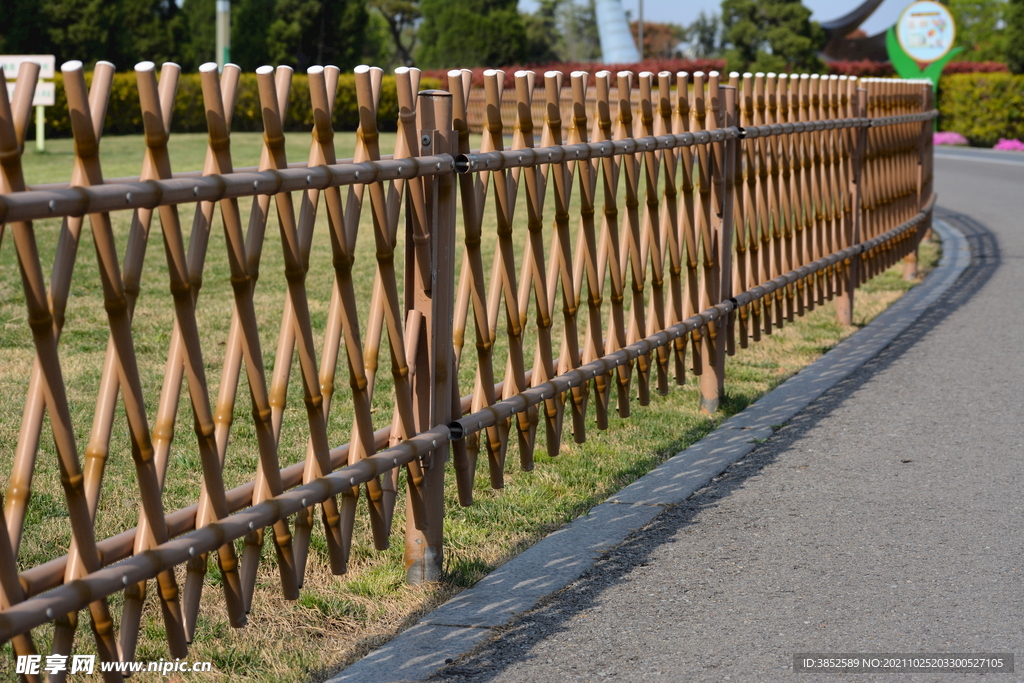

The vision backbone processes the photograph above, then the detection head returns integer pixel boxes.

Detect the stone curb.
[328,218,969,683]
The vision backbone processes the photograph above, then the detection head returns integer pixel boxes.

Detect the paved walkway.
[335,152,1024,683]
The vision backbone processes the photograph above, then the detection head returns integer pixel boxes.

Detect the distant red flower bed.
[826,60,896,77]
[422,59,727,88]
[943,61,1009,74]
[826,60,1009,77]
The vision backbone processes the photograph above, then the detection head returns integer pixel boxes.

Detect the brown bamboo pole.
[473,68,515,487]
[581,70,610,432]
[297,65,372,578]
[654,71,686,385]
[288,64,343,578]
[695,72,723,413]
[838,83,869,326]
[83,60,193,664]
[405,89,455,584]
[674,71,702,379]
[5,60,113,560]
[449,66,500,498]
[735,72,755,346]
[511,69,553,468]
[2,59,122,682]
[61,59,197,675]
[636,71,670,396]
[483,68,531,475]
[568,70,607,438]
[595,71,631,419]
[541,69,582,455]
[0,59,43,683]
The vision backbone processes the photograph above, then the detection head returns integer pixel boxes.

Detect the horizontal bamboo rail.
[0,58,935,678]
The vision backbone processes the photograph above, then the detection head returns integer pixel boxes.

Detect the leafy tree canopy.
[1007,0,1024,73]
[268,0,368,71]
[947,0,1007,63]
[417,0,527,68]
[370,0,420,67]
[720,0,823,73]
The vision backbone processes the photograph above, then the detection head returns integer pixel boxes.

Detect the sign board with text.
[4,81,55,107]
[0,55,57,106]
[896,1,956,66]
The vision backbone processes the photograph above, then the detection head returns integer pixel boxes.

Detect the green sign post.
[886,0,962,88]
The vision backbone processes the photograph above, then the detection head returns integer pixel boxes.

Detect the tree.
[682,11,721,59]
[560,0,600,63]
[37,0,183,67]
[524,0,563,65]
[524,0,565,63]
[1,0,52,57]
[947,0,1006,63]
[42,0,120,66]
[267,0,368,71]
[720,0,823,73]
[363,8,398,67]
[369,0,420,67]
[1008,0,1024,73]
[118,0,183,65]
[179,0,216,70]
[232,0,277,70]
[416,0,527,69]
[630,21,687,59]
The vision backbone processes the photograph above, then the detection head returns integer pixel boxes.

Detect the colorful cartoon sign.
[886,1,961,88]
[896,1,956,65]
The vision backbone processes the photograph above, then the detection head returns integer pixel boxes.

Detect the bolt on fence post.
[698,81,736,414]
[405,89,455,584]
[837,85,868,327]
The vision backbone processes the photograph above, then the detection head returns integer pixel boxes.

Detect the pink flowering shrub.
[993,138,1024,151]
[934,131,968,146]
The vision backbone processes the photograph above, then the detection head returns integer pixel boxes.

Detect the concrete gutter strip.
[328,219,970,683]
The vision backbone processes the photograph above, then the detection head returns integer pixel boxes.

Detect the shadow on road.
[428,208,998,682]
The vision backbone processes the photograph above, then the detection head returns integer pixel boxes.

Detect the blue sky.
[517,0,912,37]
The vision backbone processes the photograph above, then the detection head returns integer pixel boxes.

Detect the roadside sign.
[0,55,56,82]
[0,55,57,151]
[896,1,956,66]
[4,81,55,107]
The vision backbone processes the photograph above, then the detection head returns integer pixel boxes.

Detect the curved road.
[428,151,1024,682]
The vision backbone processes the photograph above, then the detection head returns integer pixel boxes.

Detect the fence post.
[405,89,455,584]
[698,80,736,414]
[837,84,868,327]
[903,82,922,281]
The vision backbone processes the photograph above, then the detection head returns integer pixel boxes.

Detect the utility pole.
[638,0,643,60]
[216,0,231,71]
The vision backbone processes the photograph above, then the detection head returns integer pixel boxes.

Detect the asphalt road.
[428,156,1024,682]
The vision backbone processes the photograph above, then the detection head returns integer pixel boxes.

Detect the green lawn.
[0,131,938,682]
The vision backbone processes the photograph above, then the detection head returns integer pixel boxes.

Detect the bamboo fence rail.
[0,57,934,679]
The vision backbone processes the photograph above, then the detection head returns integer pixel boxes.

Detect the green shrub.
[45,71,440,138]
[938,72,1024,146]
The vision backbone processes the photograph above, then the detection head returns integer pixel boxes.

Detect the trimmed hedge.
[45,72,442,138]
[938,73,1024,147]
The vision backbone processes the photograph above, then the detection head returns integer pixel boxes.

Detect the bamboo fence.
[0,58,934,680]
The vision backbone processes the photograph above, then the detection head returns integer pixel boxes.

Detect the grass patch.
[0,131,939,682]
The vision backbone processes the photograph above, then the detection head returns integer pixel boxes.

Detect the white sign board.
[0,55,57,82]
[0,55,57,106]
[5,81,56,107]
[896,1,956,65]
